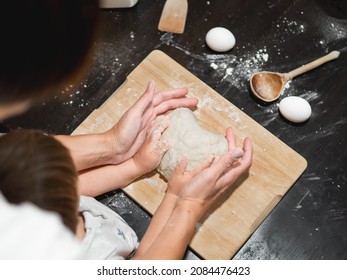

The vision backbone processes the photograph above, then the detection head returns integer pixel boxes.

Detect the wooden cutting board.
[72,50,307,259]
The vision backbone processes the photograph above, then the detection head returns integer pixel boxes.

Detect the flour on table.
[157,108,227,180]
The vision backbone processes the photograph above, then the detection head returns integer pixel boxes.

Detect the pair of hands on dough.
[128,82,253,216]
[57,80,196,173]
[132,113,253,213]
[105,81,197,165]
[131,110,252,259]
[166,128,252,217]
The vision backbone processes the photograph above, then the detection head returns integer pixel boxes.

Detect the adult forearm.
[55,133,115,171]
[133,199,203,260]
[135,193,178,256]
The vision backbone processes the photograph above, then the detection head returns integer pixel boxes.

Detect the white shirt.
[0,193,84,259]
[79,196,138,260]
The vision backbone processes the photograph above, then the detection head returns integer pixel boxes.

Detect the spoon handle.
[285,51,340,80]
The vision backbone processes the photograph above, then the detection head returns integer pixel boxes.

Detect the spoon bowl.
[250,71,289,102]
[250,51,340,102]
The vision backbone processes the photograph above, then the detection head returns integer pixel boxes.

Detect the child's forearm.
[133,199,203,260]
[77,158,144,197]
[135,193,178,256]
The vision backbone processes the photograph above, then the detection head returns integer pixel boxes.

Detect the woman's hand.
[132,128,252,260]
[55,81,197,172]
[177,128,253,218]
[105,81,198,164]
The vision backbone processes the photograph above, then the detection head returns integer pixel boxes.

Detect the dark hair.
[0,0,99,104]
[0,130,79,233]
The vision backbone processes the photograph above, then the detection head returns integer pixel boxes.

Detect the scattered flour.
[208,47,271,92]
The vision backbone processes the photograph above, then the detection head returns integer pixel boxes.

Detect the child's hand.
[133,116,171,174]
[167,155,214,196]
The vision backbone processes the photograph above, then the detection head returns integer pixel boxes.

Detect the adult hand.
[105,81,198,164]
[178,128,253,218]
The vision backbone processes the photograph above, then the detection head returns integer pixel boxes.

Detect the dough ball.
[157,108,227,180]
[205,27,236,52]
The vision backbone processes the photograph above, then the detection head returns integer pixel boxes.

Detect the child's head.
[0,130,79,233]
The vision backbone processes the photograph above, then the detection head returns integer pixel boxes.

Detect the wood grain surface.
[72,50,307,259]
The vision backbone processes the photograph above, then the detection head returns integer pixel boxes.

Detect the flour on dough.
[157,108,227,180]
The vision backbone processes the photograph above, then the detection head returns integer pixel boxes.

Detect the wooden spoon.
[250,51,340,102]
[158,0,188,34]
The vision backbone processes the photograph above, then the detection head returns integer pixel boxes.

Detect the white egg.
[205,27,236,52]
[279,96,312,123]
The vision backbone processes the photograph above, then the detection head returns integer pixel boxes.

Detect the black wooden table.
[3,0,347,259]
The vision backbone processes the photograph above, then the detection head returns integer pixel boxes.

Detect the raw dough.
[157,108,227,180]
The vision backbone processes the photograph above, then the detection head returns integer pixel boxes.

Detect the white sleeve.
[0,193,86,259]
